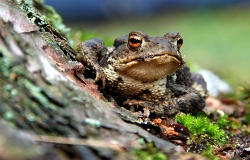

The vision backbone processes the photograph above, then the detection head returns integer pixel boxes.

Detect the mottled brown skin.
[77,31,207,117]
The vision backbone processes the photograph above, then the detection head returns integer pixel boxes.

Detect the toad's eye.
[128,35,142,49]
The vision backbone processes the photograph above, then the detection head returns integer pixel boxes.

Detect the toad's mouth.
[117,52,185,83]
[119,50,183,64]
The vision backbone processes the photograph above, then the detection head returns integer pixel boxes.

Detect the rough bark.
[0,0,178,159]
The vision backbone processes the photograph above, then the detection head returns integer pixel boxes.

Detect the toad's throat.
[117,54,184,83]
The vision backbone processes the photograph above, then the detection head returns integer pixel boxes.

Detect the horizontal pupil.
[129,38,141,44]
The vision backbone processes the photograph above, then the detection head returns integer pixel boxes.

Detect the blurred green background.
[46,1,250,88]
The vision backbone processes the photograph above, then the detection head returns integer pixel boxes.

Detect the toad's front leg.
[123,99,181,117]
[124,87,205,117]
[77,38,105,81]
[164,83,206,115]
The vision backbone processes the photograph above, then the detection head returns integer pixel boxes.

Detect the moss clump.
[175,113,226,145]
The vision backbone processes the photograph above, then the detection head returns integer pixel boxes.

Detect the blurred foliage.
[201,144,218,160]
[234,82,250,124]
[216,114,241,130]
[72,29,113,50]
[132,143,167,160]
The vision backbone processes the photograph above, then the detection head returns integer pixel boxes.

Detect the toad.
[77,31,207,117]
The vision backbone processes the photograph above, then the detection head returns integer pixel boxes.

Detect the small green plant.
[175,113,226,145]
[133,143,167,160]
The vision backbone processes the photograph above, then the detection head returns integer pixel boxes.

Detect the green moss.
[133,143,167,160]
[42,5,72,43]
[175,113,226,145]
[16,0,71,43]
[17,2,48,28]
